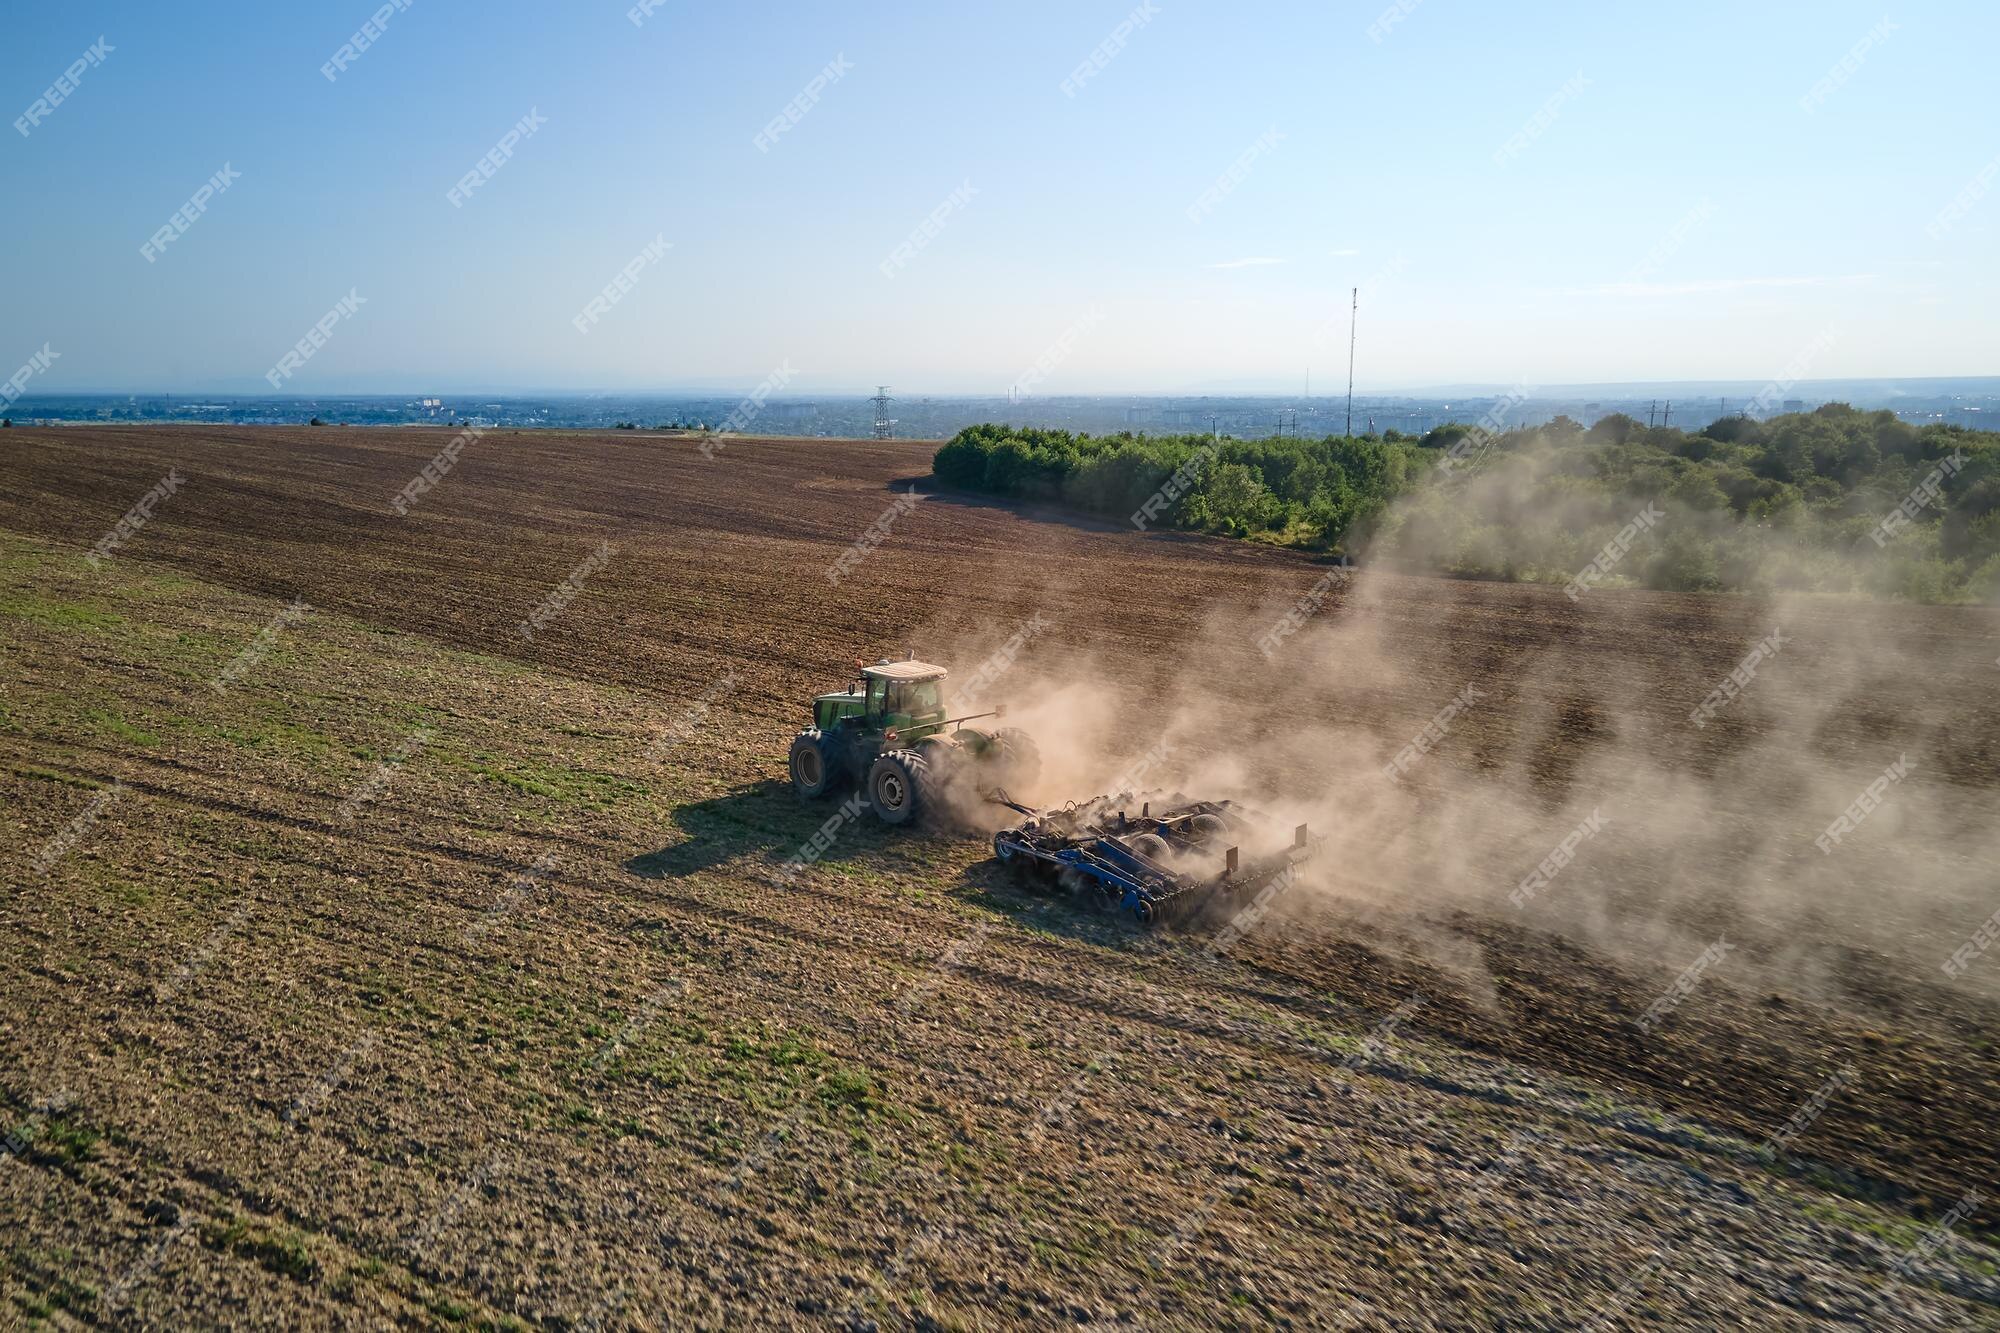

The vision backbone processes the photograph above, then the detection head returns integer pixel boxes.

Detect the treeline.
[931,423,1428,546]
[931,407,2000,602]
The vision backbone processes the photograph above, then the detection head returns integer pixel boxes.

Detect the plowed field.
[2,425,1997,1330]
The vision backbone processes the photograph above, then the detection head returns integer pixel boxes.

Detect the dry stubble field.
[1,424,1998,1330]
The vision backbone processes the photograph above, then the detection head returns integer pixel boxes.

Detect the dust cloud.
[914,512,2000,1007]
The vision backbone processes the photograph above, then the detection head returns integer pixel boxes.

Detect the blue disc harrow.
[991,790,1313,927]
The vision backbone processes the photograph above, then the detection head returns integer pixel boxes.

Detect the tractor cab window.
[865,676,888,720]
[896,681,941,717]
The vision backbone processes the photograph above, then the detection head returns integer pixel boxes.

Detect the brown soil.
[1,424,1996,1331]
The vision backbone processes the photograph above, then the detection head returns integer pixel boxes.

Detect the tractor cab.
[859,659,949,742]
[811,659,949,741]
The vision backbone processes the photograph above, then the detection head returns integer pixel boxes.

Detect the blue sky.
[3,0,1994,395]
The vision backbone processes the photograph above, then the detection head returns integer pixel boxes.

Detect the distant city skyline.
[4,1,1996,394]
[11,375,1993,442]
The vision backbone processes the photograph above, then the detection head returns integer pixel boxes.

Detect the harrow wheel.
[994,832,1037,880]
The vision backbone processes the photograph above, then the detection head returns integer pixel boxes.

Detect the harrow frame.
[991,791,1313,926]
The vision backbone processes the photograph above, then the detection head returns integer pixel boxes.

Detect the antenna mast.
[1344,287,1358,436]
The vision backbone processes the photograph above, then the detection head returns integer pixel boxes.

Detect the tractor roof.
[861,659,948,682]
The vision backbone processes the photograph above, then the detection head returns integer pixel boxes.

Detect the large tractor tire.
[988,727,1042,792]
[789,730,840,799]
[910,736,973,818]
[866,750,928,826]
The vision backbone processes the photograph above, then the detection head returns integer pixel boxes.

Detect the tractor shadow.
[622,779,888,880]
[623,779,1169,952]
[624,772,836,876]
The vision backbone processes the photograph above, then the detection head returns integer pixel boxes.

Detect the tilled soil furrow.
[7,430,2000,1328]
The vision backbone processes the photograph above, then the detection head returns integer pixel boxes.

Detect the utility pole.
[870,386,894,440]
[1648,400,1657,428]
[1664,400,1672,428]
[1344,287,1358,437]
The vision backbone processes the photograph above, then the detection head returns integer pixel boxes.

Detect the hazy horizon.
[18,374,2000,402]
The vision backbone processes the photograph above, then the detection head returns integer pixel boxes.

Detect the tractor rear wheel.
[789,730,840,799]
[990,727,1042,792]
[867,751,927,826]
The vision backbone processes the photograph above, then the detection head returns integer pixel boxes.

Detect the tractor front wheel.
[867,751,928,826]
[789,731,840,800]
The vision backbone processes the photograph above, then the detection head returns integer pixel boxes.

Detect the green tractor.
[789,658,1041,825]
